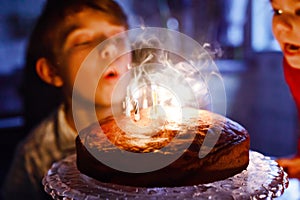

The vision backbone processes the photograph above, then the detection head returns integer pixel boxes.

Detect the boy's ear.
[36,58,63,87]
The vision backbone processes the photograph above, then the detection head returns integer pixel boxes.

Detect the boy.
[2,0,131,199]
[270,0,300,178]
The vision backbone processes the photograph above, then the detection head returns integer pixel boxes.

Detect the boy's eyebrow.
[61,24,81,41]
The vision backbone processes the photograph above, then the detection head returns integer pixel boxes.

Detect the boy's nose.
[274,15,293,32]
[100,43,118,59]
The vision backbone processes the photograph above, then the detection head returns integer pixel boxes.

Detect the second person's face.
[271,0,300,69]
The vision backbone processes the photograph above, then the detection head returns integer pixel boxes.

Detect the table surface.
[43,151,289,200]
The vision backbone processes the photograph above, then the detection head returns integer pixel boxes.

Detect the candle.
[125,87,131,117]
[133,99,140,121]
[142,87,148,109]
[151,84,158,116]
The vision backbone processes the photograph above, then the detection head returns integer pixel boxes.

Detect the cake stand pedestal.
[42,151,288,199]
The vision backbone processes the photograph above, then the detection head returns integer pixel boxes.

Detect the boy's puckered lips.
[102,67,120,81]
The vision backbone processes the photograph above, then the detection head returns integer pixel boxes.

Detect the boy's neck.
[64,103,112,133]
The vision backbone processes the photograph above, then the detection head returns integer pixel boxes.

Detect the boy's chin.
[94,99,111,108]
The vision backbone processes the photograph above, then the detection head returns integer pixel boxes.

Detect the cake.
[76,107,250,187]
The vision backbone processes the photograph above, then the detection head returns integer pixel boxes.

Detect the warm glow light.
[75,27,226,173]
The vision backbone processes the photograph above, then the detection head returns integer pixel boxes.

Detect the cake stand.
[42,151,288,200]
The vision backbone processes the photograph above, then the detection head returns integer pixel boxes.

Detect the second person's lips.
[285,43,300,54]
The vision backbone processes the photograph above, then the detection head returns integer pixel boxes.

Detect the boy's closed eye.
[72,35,108,48]
[72,35,93,47]
[74,41,92,47]
[65,28,104,48]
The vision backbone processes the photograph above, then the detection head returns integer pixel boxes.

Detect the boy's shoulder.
[20,104,76,154]
[21,108,60,151]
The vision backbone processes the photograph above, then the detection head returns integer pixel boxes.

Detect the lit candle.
[152,84,157,107]
[151,84,158,116]
[133,99,140,121]
[142,87,148,109]
[125,87,131,117]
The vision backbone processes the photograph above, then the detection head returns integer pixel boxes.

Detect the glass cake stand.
[42,151,288,200]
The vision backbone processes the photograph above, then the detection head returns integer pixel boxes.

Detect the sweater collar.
[56,104,77,152]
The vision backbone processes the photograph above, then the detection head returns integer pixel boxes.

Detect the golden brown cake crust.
[76,108,250,187]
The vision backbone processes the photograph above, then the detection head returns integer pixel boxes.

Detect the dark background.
[0,0,297,190]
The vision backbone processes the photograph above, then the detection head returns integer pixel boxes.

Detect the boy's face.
[271,0,300,69]
[55,8,131,107]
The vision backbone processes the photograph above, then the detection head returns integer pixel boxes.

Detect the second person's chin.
[286,57,300,70]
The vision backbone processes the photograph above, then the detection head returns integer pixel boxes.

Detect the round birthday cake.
[76,107,250,187]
